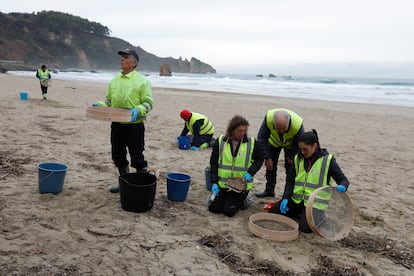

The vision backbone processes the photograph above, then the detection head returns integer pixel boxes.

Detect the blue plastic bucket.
[166,173,191,201]
[37,162,68,194]
[205,166,212,191]
[178,136,191,150]
[119,172,157,213]
[20,92,28,101]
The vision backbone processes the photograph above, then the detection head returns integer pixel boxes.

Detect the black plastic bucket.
[119,172,157,213]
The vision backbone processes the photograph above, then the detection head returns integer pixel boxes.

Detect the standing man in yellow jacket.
[93,49,153,193]
[179,109,215,150]
[255,108,304,198]
[35,64,51,100]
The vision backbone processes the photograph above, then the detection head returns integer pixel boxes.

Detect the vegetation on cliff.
[0,11,216,74]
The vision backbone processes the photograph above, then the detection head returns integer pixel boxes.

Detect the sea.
[9,70,414,107]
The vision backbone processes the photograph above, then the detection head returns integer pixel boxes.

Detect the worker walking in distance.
[35,64,51,100]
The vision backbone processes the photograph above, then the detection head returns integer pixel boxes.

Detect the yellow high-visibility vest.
[186,112,214,135]
[291,154,333,210]
[265,109,303,148]
[37,69,49,80]
[217,135,255,190]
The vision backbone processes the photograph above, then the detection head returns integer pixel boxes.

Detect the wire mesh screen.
[306,187,354,240]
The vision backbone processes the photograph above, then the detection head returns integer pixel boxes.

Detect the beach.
[1,73,413,275]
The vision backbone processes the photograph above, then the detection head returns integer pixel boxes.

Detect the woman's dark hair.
[298,129,320,147]
[226,115,249,137]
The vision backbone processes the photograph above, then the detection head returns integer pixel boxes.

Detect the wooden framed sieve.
[305,186,354,241]
[248,212,299,241]
[41,79,52,87]
[86,106,132,122]
[226,177,246,193]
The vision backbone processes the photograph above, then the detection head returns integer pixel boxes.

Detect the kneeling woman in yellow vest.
[269,129,350,233]
[208,115,263,217]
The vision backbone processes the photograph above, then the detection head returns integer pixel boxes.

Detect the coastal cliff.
[0,11,216,74]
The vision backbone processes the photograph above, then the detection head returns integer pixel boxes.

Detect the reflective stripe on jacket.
[217,135,255,190]
[186,112,214,135]
[265,109,303,148]
[291,154,333,210]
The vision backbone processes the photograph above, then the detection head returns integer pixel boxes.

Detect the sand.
[0,73,413,275]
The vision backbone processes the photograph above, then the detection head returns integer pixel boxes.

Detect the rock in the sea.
[160,64,172,76]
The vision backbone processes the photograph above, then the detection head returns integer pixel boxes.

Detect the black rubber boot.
[255,169,276,198]
[118,166,130,176]
[137,167,148,174]
[254,190,275,198]
[110,166,129,193]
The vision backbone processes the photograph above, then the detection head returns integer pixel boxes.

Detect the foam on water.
[9,71,414,107]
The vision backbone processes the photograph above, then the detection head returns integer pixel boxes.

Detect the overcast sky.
[2,0,414,78]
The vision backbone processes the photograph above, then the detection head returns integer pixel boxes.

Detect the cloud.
[2,0,414,77]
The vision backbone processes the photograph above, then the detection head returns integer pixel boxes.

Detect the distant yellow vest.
[291,154,333,210]
[217,135,255,190]
[266,109,303,148]
[186,112,214,135]
[37,69,49,80]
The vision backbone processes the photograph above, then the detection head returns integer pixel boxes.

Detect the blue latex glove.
[92,102,100,107]
[280,199,289,214]
[211,183,220,196]
[337,185,346,193]
[191,146,199,151]
[130,108,139,122]
[242,172,252,182]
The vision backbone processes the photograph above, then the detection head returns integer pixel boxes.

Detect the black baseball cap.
[118,48,139,62]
